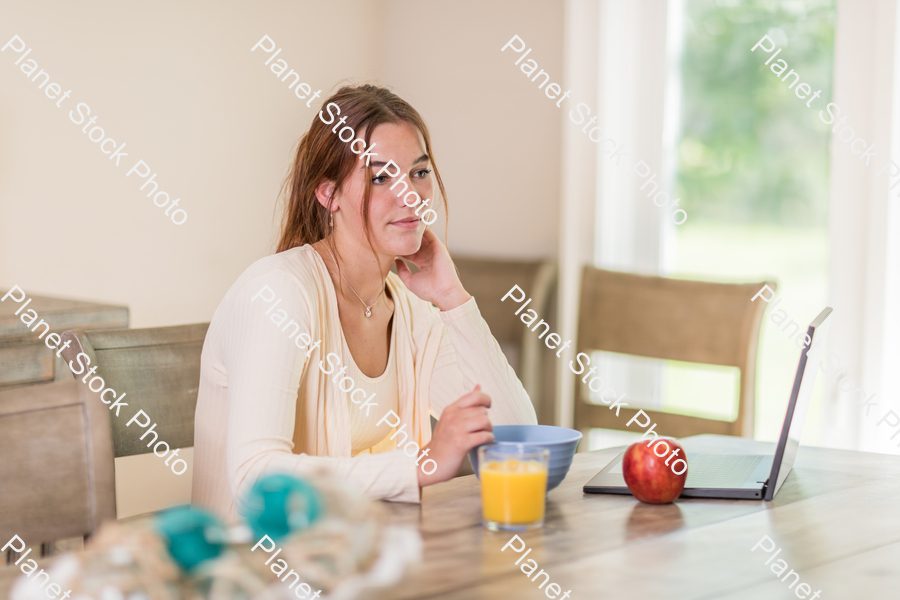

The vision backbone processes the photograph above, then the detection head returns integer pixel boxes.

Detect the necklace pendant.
[365,307,372,317]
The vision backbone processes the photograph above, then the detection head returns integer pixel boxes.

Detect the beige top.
[191,244,537,523]
[343,314,399,455]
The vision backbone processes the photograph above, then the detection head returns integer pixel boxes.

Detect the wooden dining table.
[368,434,900,600]
[3,434,896,599]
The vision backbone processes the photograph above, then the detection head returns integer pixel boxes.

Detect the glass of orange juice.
[478,444,550,531]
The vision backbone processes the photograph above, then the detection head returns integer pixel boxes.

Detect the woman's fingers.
[409,226,437,253]
[394,258,413,284]
[452,388,492,410]
[424,386,495,481]
[443,412,491,439]
[470,430,495,447]
[398,242,425,266]
[399,228,439,266]
[463,412,493,434]
[456,406,491,427]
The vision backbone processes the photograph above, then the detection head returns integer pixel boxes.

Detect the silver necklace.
[324,246,386,317]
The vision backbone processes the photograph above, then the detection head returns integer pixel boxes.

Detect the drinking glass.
[478,444,550,531]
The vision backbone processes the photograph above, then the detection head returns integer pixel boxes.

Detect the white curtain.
[826,0,900,454]
[556,0,601,427]
[555,0,677,426]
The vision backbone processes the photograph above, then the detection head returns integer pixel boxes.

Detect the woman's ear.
[314,180,337,210]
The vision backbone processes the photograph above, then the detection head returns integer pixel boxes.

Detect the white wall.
[1,1,564,331]
[0,0,382,329]
[380,0,564,259]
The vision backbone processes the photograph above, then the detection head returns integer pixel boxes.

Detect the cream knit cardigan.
[192,245,537,522]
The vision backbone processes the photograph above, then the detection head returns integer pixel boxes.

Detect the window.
[669,0,835,442]
[585,0,836,447]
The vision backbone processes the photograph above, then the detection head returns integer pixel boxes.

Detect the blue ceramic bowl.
[469,425,583,492]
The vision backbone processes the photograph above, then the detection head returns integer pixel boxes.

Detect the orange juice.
[480,459,548,524]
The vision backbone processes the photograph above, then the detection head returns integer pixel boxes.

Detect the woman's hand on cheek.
[394,228,472,311]
[416,385,493,488]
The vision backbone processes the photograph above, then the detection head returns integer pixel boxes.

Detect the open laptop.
[584,307,832,501]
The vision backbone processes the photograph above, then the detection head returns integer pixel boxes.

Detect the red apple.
[622,438,688,504]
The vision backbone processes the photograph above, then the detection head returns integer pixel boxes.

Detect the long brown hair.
[276,84,448,254]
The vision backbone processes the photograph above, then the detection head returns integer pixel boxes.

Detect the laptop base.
[583,452,774,501]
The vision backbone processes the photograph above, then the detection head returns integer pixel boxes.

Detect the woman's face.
[329,121,434,257]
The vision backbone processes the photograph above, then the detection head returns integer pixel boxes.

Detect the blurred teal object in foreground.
[155,506,227,571]
[242,473,322,542]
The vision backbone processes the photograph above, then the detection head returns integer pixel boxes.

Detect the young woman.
[192,84,537,522]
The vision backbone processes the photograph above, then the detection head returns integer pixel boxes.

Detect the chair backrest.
[452,256,557,423]
[0,379,116,545]
[0,290,128,391]
[60,323,209,457]
[576,267,773,438]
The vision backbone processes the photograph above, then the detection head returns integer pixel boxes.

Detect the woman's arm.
[393,229,537,487]
[393,228,537,425]
[222,270,420,513]
[428,298,538,425]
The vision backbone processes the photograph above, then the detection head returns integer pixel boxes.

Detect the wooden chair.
[0,290,128,392]
[0,379,116,560]
[59,324,208,462]
[451,255,558,424]
[574,267,773,439]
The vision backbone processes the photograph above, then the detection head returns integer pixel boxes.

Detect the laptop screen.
[765,307,832,500]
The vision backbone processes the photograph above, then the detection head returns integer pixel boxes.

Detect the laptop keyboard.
[685,454,764,488]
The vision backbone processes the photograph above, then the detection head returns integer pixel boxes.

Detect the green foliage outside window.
[677,0,835,226]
